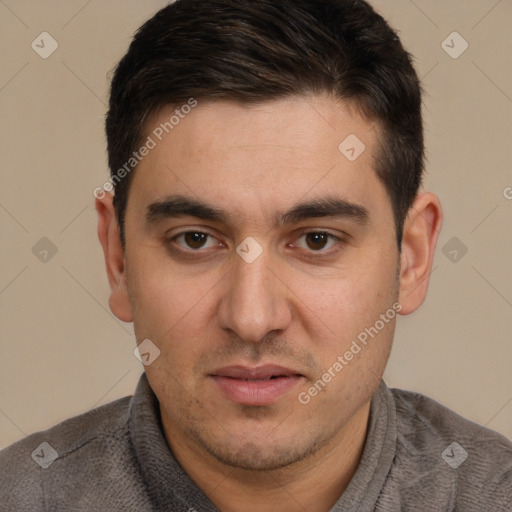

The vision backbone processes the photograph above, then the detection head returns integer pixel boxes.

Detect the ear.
[95,192,133,323]
[398,192,443,315]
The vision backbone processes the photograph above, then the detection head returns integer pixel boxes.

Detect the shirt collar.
[128,373,396,512]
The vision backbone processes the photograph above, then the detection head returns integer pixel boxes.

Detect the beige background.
[0,0,511,449]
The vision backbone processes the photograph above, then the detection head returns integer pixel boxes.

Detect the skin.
[96,95,443,512]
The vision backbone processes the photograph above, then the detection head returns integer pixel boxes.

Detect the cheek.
[127,254,217,393]
[296,272,397,410]
[303,266,395,331]
[126,247,219,346]
[293,254,398,368]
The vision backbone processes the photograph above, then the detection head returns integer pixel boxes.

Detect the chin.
[192,427,328,472]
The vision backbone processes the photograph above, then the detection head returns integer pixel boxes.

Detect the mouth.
[210,365,304,406]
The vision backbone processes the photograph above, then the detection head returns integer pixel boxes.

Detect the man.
[1,0,511,510]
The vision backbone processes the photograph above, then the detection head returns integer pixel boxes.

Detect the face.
[120,95,402,470]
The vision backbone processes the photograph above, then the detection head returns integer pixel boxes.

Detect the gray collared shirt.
[1,373,511,511]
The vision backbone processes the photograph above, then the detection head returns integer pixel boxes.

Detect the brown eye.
[305,233,330,251]
[166,230,223,256]
[293,232,340,253]
[183,232,209,249]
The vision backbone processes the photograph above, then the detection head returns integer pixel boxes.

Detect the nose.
[217,251,292,343]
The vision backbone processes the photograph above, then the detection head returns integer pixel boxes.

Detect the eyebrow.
[146,196,228,225]
[277,197,369,226]
[146,195,369,228]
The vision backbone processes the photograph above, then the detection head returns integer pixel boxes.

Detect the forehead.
[129,95,390,225]
[145,95,379,159]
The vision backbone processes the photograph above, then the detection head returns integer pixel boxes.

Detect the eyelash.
[165,230,345,258]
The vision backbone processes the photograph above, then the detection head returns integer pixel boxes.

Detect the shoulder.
[0,395,134,510]
[390,386,512,510]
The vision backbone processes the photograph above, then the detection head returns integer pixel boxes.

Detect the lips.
[210,365,303,406]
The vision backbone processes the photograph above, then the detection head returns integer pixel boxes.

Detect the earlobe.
[398,192,443,315]
[95,193,133,323]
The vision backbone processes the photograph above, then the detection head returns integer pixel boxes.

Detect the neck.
[163,400,371,512]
